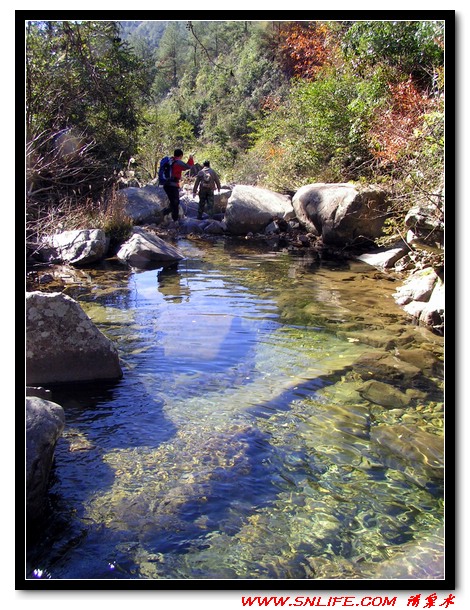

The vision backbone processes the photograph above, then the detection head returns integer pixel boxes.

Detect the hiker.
[193,160,221,220]
[161,149,195,221]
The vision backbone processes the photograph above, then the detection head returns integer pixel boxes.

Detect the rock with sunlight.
[414,278,445,332]
[224,185,295,235]
[39,228,109,266]
[117,228,185,268]
[26,396,65,524]
[292,183,388,246]
[26,291,123,384]
[394,268,444,334]
[394,267,440,306]
[356,244,408,269]
[117,184,169,224]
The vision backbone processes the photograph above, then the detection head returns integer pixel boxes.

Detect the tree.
[277,21,331,80]
[330,20,445,244]
[26,20,152,204]
[152,21,189,96]
[342,20,444,91]
[136,101,195,181]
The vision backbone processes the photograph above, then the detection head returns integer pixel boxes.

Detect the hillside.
[25,18,447,251]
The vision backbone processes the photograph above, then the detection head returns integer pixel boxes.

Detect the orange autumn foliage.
[278,22,330,81]
[266,145,284,159]
[369,77,434,163]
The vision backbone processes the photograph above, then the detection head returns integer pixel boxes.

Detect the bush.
[26,190,134,259]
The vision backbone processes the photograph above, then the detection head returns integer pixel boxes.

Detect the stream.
[26,237,445,581]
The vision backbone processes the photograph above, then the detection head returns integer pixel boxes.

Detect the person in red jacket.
[163,148,194,221]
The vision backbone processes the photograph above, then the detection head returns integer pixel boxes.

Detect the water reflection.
[157,263,190,303]
[27,239,445,581]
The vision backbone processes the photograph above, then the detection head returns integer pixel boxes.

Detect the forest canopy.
[25,18,446,239]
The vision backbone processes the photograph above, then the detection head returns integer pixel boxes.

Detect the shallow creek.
[27,238,445,581]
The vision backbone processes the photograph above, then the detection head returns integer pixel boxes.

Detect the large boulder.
[26,291,123,385]
[214,188,232,213]
[182,187,232,217]
[292,183,388,246]
[117,228,185,268]
[117,185,169,224]
[26,396,65,524]
[224,185,295,235]
[38,229,109,266]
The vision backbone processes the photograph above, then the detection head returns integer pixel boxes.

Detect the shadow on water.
[26,378,179,577]
[47,378,178,450]
[28,420,283,579]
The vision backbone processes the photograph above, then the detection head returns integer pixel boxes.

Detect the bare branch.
[186,21,224,71]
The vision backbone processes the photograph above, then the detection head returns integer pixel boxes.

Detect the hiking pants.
[197,188,215,219]
[163,185,181,221]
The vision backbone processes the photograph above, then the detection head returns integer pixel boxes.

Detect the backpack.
[201,168,214,189]
[158,156,173,185]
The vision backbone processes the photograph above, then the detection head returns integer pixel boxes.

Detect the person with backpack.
[193,160,221,220]
[159,149,194,221]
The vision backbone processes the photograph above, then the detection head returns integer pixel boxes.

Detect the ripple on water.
[28,242,445,581]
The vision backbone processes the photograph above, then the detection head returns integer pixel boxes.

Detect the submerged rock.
[306,525,444,579]
[394,347,443,376]
[358,380,411,408]
[353,350,422,383]
[371,423,444,487]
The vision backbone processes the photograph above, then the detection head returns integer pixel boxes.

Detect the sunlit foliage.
[25,18,447,243]
[278,21,331,80]
[26,20,153,205]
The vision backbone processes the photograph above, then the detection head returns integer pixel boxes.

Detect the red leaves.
[369,77,434,163]
[278,22,330,81]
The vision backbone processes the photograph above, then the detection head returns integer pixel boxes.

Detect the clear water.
[27,239,445,581]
